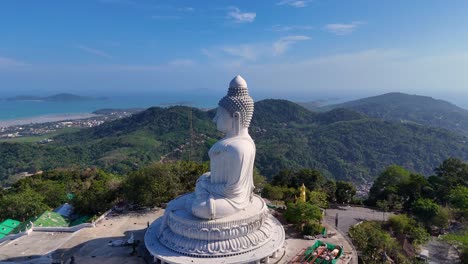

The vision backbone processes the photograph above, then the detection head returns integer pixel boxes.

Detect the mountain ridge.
[1,99,467,184]
[300,92,468,136]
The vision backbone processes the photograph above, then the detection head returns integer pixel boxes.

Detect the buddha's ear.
[233,112,241,135]
[233,112,240,120]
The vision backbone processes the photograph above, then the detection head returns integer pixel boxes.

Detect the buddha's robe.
[191,135,255,219]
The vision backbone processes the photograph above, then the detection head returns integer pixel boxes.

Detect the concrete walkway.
[322,205,394,264]
[324,205,393,234]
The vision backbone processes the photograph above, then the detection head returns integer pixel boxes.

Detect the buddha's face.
[213,107,233,133]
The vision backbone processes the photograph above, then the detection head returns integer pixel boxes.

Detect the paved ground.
[53,209,163,264]
[0,232,75,262]
[324,205,393,234]
[1,206,371,264]
[0,209,163,264]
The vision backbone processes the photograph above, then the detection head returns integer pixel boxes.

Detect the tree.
[388,214,429,245]
[271,169,295,187]
[123,163,180,207]
[412,198,448,229]
[449,186,468,211]
[0,188,49,221]
[261,184,285,201]
[323,180,337,203]
[399,173,429,210]
[170,161,208,193]
[284,201,322,225]
[73,170,119,215]
[309,191,329,208]
[367,165,410,207]
[32,180,68,208]
[295,169,326,191]
[335,180,356,204]
[349,221,411,264]
[282,186,299,204]
[366,165,431,211]
[253,168,267,194]
[271,169,325,191]
[433,158,468,204]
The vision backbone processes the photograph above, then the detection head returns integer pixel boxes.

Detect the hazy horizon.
[2,90,468,110]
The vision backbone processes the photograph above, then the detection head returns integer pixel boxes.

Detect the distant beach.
[0,95,218,125]
[0,113,98,128]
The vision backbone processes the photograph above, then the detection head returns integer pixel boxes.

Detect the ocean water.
[0,94,220,121]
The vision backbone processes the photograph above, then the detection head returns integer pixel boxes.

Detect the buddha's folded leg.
[209,198,239,219]
[191,195,239,220]
[191,194,213,219]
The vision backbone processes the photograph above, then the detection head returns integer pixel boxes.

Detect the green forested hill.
[309,92,468,136]
[250,100,467,181]
[1,100,467,184]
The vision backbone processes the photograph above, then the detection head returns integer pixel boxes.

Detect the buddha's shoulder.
[211,137,255,154]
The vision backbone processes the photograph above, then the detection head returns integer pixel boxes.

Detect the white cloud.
[0,56,30,70]
[211,35,311,61]
[270,25,314,32]
[325,21,364,35]
[273,35,310,55]
[77,45,113,59]
[221,45,259,61]
[277,0,312,8]
[227,7,256,23]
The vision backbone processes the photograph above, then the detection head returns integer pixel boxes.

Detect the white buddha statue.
[191,75,256,220]
[148,76,285,261]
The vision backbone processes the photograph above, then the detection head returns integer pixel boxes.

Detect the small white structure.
[145,76,285,264]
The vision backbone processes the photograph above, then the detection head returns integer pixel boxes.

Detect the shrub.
[284,201,322,224]
[303,220,322,236]
[388,214,429,245]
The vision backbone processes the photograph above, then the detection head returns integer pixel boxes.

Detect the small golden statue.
[299,183,307,203]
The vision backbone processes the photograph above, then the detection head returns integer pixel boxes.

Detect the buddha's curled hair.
[218,76,254,128]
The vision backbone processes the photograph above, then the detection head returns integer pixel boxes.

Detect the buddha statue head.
[215,75,254,135]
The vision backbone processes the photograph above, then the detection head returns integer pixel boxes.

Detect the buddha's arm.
[221,142,255,198]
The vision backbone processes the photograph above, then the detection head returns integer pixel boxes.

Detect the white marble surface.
[144,76,285,263]
[191,75,255,220]
[229,75,248,88]
[145,212,285,264]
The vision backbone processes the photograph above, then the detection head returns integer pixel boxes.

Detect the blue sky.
[1,0,468,107]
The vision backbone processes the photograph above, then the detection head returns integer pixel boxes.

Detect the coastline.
[0,113,99,128]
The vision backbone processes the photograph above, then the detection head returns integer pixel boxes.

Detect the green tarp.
[0,219,21,239]
[31,211,70,227]
[304,240,343,264]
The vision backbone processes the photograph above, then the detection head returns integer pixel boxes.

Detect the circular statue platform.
[145,195,285,264]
